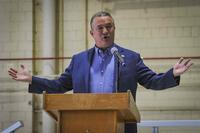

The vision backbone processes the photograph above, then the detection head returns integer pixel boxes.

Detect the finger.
[9,73,17,78]
[179,58,189,66]
[8,70,17,76]
[186,61,193,69]
[12,77,18,81]
[9,68,18,73]
[181,59,192,67]
[184,58,191,66]
[177,57,184,64]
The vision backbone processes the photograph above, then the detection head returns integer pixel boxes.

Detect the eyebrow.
[96,23,113,27]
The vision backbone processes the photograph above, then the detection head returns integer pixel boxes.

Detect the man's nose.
[102,27,109,34]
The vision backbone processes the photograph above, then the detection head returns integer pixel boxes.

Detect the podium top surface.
[43,92,140,122]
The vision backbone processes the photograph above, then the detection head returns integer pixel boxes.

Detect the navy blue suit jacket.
[29,44,179,133]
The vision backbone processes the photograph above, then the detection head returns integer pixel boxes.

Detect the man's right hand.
[8,65,32,83]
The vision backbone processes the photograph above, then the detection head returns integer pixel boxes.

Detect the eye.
[95,24,113,31]
[97,26,104,31]
[105,25,112,29]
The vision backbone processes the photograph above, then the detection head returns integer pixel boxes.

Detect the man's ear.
[113,25,116,30]
[90,30,93,36]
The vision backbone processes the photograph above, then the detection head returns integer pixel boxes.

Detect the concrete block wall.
[113,2,200,57]
[63,0,87,68]
[0,92,33,133]
[0,0,33,133]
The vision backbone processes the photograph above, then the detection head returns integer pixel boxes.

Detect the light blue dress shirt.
[89,46,115,93]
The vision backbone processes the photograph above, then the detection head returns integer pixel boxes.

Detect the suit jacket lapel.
[113,44,124,92]
[84,47,95,93]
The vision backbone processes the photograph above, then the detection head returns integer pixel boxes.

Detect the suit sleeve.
[28,57,74,94]
[136,54,180,90]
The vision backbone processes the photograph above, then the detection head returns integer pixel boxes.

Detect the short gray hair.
[90,11,114,29]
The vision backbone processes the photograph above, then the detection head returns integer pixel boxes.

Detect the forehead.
[92,16,114,26]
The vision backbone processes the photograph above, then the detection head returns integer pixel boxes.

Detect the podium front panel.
[60,110,124,133]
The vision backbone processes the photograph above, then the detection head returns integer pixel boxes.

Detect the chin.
[96,41,113,48]
[103,43,113,48]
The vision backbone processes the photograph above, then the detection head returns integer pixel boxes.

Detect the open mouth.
[103,36,110,39]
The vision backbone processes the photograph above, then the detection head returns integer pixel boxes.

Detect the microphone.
[111,47,126,66]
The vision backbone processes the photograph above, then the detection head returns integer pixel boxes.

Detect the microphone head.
[111,47,118,54]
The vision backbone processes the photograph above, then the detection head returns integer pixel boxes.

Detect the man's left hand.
[173,58,193,77]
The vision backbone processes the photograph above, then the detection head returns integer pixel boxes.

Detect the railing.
[0,56,200,61]
[0,121,23,133]
[138,120,200,133]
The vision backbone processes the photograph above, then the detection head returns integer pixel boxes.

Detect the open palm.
[173,58,193,77]
[8,65,32,82]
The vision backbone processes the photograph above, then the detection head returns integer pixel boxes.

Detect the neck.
[95,44,114,52]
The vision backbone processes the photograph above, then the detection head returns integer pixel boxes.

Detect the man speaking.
[8,11,193,133]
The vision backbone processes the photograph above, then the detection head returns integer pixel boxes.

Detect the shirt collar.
[94,44,115,57]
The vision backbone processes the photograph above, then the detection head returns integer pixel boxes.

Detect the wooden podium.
[43,91,140,133]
